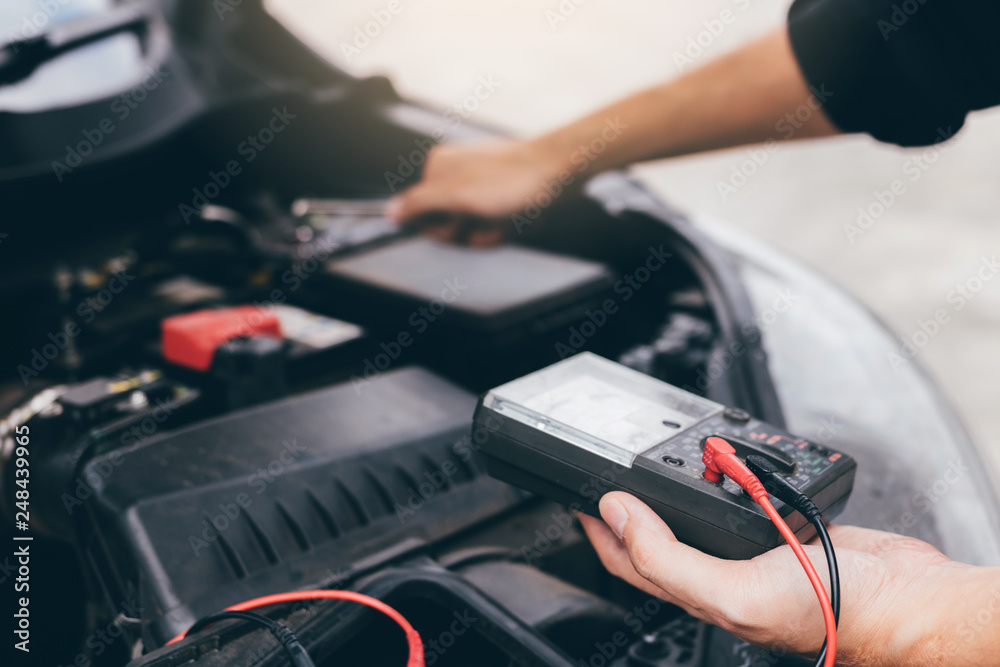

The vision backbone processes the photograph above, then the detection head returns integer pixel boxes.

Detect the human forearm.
[388,26,840,228]
[894,564,1000,666]
[528,27,839,176]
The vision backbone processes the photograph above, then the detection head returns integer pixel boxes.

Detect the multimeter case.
[473,353,856,560]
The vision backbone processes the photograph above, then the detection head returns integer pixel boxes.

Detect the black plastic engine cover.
[79,367,524,645]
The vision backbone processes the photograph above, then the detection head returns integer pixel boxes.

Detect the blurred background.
[269,0,1000,478]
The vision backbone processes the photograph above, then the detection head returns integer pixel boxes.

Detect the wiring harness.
[168,590,425,667]
[703,436,840,667]
[184,609,316,667]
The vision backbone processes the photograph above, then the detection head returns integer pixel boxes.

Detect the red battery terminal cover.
[162,307,282,372]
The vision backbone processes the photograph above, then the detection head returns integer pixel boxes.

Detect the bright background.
[268,0,1000,478]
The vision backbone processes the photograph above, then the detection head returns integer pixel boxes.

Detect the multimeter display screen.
[482,353,723,466]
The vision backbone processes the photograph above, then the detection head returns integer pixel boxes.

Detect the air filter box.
[79,367,522,645]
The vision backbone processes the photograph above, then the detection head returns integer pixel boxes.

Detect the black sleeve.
[787,0,1000,146]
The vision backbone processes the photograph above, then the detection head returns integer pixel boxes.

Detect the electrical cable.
[746,454,841,666]
[809,517,839,666]
[168,589,425,667]
[702,437,837,667]
[184,610,315,667]
[755,496,838,667]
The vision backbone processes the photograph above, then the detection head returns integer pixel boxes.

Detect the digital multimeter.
[473,353,856,559]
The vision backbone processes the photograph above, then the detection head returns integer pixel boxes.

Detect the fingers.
[420,216,462,244]
[386,184,445,225]
[575,492,751,627]
[578,494,843,651]
[466,227,506,247]
[386,193,508,247]
[600,493,742,612]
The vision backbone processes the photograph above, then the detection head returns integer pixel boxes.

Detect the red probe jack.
[701,436,767,502]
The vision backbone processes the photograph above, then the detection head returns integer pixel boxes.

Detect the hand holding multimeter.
[473,353,856,667]
[474,352,856,558]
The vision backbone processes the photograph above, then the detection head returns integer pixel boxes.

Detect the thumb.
[600,492,741,609]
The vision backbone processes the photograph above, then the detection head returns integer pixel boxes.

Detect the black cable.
[809,514,840,667]
[186,609,316,667]
[745,455,841,667]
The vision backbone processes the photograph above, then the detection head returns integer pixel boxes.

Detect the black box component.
[80,367,523,645]
[57,369,177,426]
[473,353,856,559]
[213,335,289,408]
[320,236,614,341]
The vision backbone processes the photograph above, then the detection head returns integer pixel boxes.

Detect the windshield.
[0,0,147,112]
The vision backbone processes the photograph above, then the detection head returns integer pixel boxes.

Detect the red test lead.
[702,436,838,667]
[168,590,425,667]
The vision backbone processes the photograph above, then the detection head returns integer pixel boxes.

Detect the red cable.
[757,496,837,667]
[166,590,425,667]
[702,437,837,667]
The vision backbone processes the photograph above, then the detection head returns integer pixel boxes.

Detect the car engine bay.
[3,2,999,666]
[1,188,781,667]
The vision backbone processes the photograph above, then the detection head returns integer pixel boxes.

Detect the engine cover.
[79,367,523,645]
